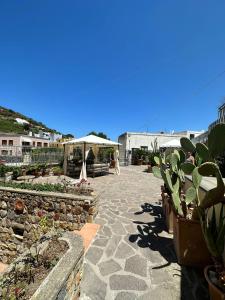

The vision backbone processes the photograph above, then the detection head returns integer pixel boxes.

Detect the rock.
[115,292,137,300]
[80,263,107,300]
[109,275,148,291]
[0,210,7,218]
[1,201,7,209]
[60,202,66,213]
[67,213,74,222]
[73,206,83,215]
[125,254,147,277]
[88,207,96,215]
[98,259,121,276]
[115,241,135,259]
[86,247,103,264]
[92,238,109,248]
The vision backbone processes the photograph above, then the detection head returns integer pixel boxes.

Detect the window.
[2,140,7,146]
[9,140,13,146]
[141,146,148,150]
[44,143,48,147]
[1,150,8,155]
[37,142,42,147]
[132,148,139,154]
[9,150,12,156]
[190,134,195,140]
[33,141,35,147]
[22,142,30,146]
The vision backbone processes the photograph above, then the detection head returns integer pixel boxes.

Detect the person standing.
[186,151,195,165]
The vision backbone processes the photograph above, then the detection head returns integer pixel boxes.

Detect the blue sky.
[0,0,225,140]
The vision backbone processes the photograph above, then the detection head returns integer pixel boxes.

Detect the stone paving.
[80,166,209,300]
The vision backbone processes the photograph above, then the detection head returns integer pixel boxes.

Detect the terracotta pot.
[137,159,143,166]
[204,266,225,300]
[14,200,25,214]
[147,165,152,173]
[162,196,173,233]
[173,211,211,267]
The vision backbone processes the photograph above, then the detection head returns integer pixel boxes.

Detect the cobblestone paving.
[80,166,209,300]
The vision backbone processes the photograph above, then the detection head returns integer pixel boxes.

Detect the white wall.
[118,132,188,165]
[126,133,185,150]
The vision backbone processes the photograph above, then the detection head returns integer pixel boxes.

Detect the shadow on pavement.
[129,202,209,300]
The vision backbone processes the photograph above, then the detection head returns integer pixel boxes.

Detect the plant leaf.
[185,187,197,205]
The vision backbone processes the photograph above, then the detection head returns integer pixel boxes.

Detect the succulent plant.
[208,123,225,159]
[198,162,225,209]
[180,124,225,170]
[199,204,225,262]
[152,150,191,216]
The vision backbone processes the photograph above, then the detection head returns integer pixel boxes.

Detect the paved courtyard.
[80,166,209,300]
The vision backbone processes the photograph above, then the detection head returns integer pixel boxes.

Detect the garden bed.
[0,231,84,300]
[0,185,98,263]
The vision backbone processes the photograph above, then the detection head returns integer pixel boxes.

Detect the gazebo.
[63,135,121,179]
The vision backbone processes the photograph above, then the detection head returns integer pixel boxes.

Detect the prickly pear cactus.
[198,162,225,209]
[180,137,196,153]
[208,123,225,159]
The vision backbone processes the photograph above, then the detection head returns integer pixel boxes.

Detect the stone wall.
[0,186,98,263]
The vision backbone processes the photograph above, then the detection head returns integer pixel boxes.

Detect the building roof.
[0,132,50,141]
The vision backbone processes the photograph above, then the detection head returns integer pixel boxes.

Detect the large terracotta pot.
[173,211,211,267]
[137,159,143,165]
[204,266,225,300]
[162,196,173,234]
[147,165,152,173]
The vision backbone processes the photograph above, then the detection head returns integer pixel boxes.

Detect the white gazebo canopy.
[160,139,181,148]
[63,134,120,146]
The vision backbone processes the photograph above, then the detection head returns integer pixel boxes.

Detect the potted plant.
[52,166,63,176]
[171,124,225,267]
[202,204,225,300]
[195,162,225,300]
[153,147,212,266]
[153,149,187,235]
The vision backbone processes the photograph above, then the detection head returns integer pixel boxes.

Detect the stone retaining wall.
[0,186,98,263]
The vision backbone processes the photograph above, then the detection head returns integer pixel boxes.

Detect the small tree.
[87,131,109,140]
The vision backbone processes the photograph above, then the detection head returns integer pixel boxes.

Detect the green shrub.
[0,165,22,178]
[0,181,65,193]
[52,166,63,175]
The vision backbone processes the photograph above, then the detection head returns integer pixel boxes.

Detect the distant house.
[118,130,204,165]
[15,118,29,125]
[0,133,50,158]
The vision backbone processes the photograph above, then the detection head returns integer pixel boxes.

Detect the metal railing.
[0,146,64,166]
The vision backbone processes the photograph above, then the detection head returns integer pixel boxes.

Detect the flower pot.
[173,211,211,267]
[137,159,143,165]
[204,266,225,300]
[147,165,152,173]
[162,196,173,234]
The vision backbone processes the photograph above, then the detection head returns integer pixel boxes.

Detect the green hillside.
[0,106,61,135]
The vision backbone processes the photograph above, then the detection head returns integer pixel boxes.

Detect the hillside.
[0,106,61,135]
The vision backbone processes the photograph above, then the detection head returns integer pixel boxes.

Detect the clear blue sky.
[0,1,225,140]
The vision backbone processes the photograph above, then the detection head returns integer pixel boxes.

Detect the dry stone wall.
[0,186,98,263]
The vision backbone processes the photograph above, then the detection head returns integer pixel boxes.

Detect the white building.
[118,131,204,165]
